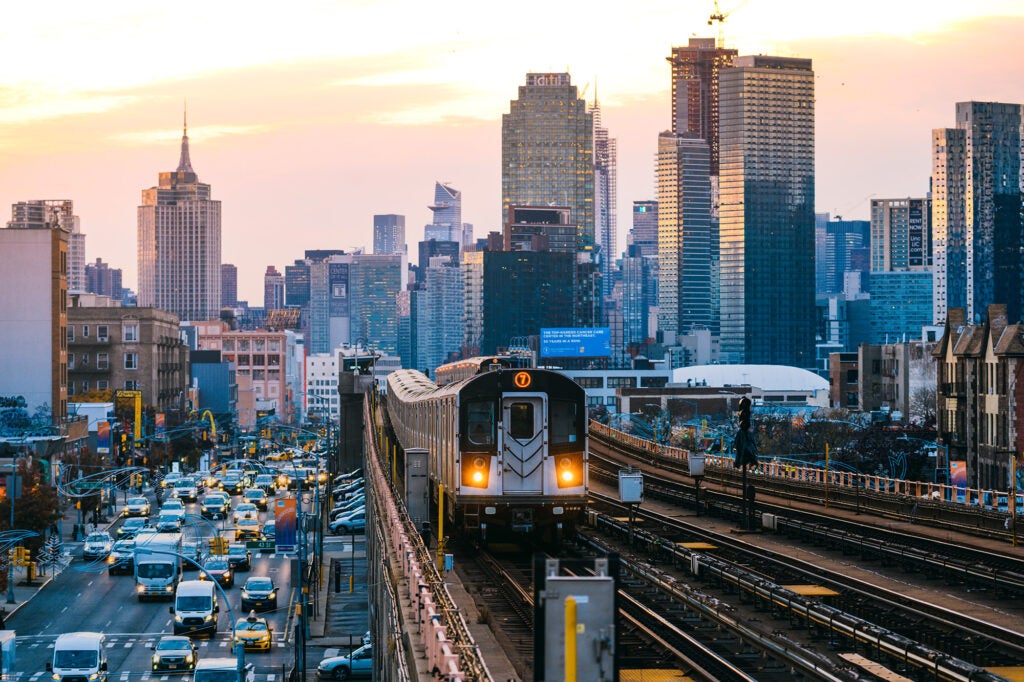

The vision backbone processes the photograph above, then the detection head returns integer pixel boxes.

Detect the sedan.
[233,612,272,651]
[107,539,136,575]
[83,532,113,559]
[235,517,262,542]
[201,493,231,520]
[317,644,372,680]
[330,498,365,520]
[329,511,366,535]
[155,512,183,533]
[117,517,149,539]
[232,503,260,525]
[151,635,198,673]
[243,489,268,512]
[200,557,233,588]
[240,576,278,612]
[124,496,151,518]
[226,544,252,572]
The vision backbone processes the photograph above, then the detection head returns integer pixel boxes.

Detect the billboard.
[96,421,111,454]
[275,497,297,552]
[540,327,611,358]
[908,199,925,267]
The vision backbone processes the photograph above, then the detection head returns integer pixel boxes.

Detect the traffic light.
[7,549,15,563]
[209,537,228,555]
[738,397,752,432]
[19,547,29,563]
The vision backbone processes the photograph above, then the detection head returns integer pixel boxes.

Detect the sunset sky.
[2,0,1023,303]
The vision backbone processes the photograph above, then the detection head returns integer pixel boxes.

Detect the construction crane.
[708,0,746,49]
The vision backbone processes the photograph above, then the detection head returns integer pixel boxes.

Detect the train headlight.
[555,453,584,488]
[461,454,491,488]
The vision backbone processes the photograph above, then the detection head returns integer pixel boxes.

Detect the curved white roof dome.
[672,364,828,392]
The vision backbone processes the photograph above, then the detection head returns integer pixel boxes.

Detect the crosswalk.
[8,634,289,680]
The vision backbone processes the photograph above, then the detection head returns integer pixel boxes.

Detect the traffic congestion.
[5,443,370,680]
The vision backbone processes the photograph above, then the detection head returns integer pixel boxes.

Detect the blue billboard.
[540,327,611,358]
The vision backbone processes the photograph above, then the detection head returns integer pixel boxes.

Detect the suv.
[194,658,254,682]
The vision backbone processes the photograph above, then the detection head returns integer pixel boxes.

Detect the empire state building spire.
[177,103,194,173]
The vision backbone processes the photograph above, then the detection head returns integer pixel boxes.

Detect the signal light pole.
[734,397,757,530]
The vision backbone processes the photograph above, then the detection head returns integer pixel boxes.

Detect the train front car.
[456,368,588,543]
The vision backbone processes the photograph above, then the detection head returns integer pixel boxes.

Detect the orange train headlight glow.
[554,453,584,488]
[461,454,491,488]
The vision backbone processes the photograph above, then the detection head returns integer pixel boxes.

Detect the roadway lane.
[7,499,298,679]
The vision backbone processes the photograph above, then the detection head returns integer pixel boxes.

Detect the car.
[161,472,184,488]
[232,503,260,525]
[317,644,373,680]
[107,538,136,574]
[334,486,365,504]
[226,544,252,572]
[151,635,198,673]
[333,469,362,485]
[124,496,152,518]
[83,531,113,559]
[243,489,268,512]
[333,478,364,496]
[155,511,183,532]
[221,474,245,495]
[330,497,365,520]
[181,539,203,570]
[161,498,187,514]
[240,576,278,612]
[203,471,222,490]
[235,517,262,542]
[201,492,231,519]
[329,511,366,535]
[253,474,277,496]
[117,516,149,538]
[200,557,233,588]
[172,479,199,503]
[233,611,272,651]
[330,504,365,524]
[275,472,292,490]
[261,521,276,542]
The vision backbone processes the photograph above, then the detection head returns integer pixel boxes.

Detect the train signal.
[738,397,752,432]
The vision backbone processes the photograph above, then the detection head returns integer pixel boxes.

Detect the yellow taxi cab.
[233,611,273,651]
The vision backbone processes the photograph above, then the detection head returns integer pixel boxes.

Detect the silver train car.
[386,366,588,541]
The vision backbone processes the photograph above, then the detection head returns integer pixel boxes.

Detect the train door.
[501,395,546,495]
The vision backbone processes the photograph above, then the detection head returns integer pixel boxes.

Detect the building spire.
[177,100,194,173]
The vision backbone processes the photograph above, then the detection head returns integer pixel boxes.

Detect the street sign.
[246,540,275,550]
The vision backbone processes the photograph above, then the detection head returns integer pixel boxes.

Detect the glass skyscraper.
[718,55,816,367]
[502,73,595,251]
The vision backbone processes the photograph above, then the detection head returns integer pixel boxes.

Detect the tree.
[909,386,937,427]
[0,458,62,593]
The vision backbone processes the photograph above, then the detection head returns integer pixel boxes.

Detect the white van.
[193,658,254,682]
[47,632,108,682]
[170,580,218,636]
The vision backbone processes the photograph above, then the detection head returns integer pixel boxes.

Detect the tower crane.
[708,0,747,49]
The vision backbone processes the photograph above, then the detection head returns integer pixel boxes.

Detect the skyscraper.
[593,100,618,303]
[138,114,222,321]
[870,199,931,273]
[221,264,238,307]
[502,73,595,251]
[373,214,406,255]
[425,182,462,243]
[264,265,284,311]
[656,132,713,340]
[666,38,738,176]
[718,55,816,367]
[932,102,1023,324]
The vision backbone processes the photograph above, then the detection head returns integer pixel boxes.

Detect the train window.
[508,403,535,439]
[550,400,578,444]
[465,401,494,446]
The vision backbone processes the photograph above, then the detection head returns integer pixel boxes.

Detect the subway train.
[386,364,588,542]
[431,354,532,387]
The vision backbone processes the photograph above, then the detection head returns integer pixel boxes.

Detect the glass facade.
[501,73,595,251]
[719,56,816,367]
[868,272,934,344]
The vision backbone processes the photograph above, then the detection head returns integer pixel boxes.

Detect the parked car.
[329,511,366,535]
[83,532,114,559]
[330,497,365,520]
[151,635,198,673]
[123,496,152,518]
[317,644,373,679]
[240,576,278,612]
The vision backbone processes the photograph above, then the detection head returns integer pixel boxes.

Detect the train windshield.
[508,403,535,439]
[549,400,579,444]
[465,401,494,446]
